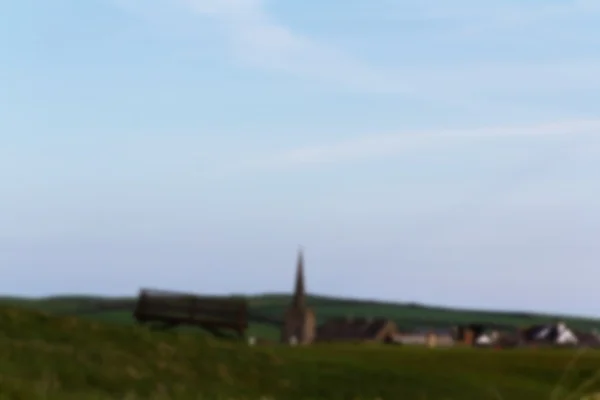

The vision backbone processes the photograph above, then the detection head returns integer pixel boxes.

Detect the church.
[280,250,317,344]
[280,249,398,345]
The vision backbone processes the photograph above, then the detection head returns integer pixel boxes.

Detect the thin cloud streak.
[181,0,409,93]
[245,119,600,170]
[110,0,487,110]
[117,0,418,96]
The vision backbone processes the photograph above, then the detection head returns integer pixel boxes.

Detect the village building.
[521,321,579,346]
[315,317,398,343]
[280,250,402,345]
[391,327,455,346]
[574,329,600,348]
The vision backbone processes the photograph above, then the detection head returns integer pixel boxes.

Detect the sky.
[1,0,599,316]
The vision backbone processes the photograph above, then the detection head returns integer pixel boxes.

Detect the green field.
[2,293,600,341]
[1,303,600,400]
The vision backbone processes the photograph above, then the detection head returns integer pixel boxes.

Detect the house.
[391,327,455,347]
[392,331,454,347]
[574,329,600,348]
[521,321,578,346]
[390,333,428,345]
[315,317,398,343]
[495,331,522,348]
[474,330,499,346]
[454,324,488,345]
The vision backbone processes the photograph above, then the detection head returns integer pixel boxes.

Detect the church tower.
[280,249,316,345]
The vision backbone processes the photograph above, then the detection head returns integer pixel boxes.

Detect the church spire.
[292,248,306,308]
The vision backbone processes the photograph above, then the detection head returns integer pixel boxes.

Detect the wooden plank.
[142,296,245,307]
[143,304,243,313]
[139,288,245,305]
[139,313,244,328]
[138,312,247,327]
[138,306,244,319]
[137,296,237,307]
[136,294,245,311]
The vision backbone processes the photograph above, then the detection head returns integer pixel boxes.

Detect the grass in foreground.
[1,306,600,399]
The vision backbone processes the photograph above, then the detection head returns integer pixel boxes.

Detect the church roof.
[291,249,307,308]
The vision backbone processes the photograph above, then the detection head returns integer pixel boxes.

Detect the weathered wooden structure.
[133,288,248,338]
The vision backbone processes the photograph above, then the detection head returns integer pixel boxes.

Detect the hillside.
[1,304,600,399]
[2,293,600,341]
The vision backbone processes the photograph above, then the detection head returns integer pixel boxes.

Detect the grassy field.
[3,294,600,342]
[1,304,600,400]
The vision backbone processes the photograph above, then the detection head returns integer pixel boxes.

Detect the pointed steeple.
[292,248,306,308]
[281,247,316,345]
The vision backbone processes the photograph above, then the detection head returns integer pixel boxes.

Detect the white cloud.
[114,0,600,112]
[110,0,482,109]
[245,118,600,170]
[161,0,420,96]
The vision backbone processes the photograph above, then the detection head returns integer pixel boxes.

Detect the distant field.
[2,293,600,341]
[1,304,600,400]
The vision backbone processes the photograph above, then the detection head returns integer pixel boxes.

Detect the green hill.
[2,293,600,341]
[1,304,600,399]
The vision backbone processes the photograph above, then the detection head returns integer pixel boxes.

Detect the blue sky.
[1,0,599,316]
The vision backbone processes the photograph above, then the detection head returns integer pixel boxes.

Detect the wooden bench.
[133,288,248,338]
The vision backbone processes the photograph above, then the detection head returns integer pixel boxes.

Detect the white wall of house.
[392,333,454,346]
[556,323,578,345]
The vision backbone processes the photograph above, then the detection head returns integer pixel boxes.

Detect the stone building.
[315,317,399,343]
[280,250,317,345]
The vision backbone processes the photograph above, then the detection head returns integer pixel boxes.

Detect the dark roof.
[573,330,600,346]
[404,327,454,335]
[364,319,389,337]
[316,317,396,341]
[521,322,578,343]
[522,324,552,341]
